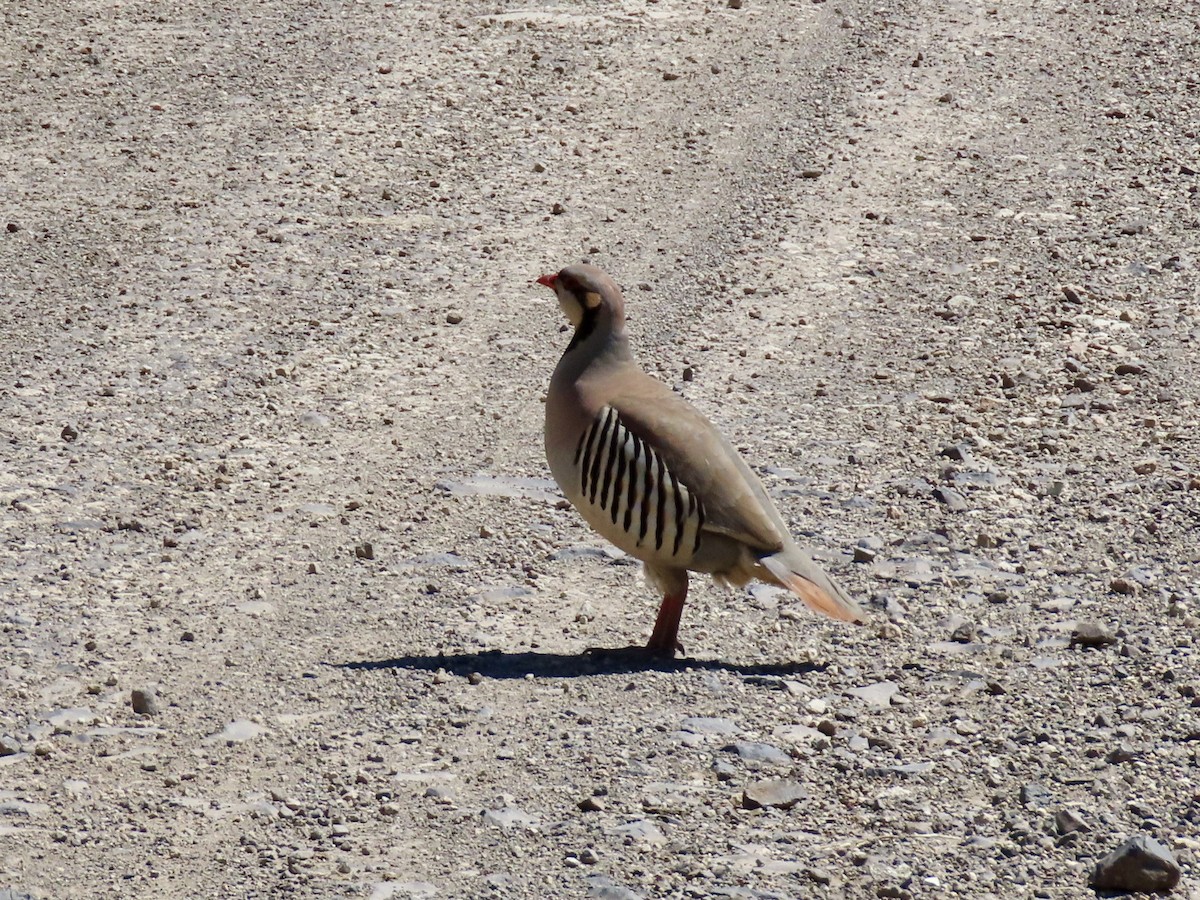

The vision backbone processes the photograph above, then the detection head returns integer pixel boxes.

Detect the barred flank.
[574,406,704,561]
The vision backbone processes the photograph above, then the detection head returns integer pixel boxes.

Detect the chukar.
[538,263,864,657]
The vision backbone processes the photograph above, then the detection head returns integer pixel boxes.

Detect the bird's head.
[536,263,625,333]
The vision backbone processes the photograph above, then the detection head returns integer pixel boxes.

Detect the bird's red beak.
[535,273,558,289]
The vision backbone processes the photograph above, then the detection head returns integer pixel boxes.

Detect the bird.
[537,263,864,657]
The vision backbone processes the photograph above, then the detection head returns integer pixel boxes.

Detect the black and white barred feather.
[573,406,704,560]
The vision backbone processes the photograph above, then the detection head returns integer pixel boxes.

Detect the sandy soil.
[2,0,1199,897]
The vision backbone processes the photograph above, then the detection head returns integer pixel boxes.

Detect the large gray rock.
[1089,835,1180,893]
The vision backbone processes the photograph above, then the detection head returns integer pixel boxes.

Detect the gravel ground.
[2,0,1199,897]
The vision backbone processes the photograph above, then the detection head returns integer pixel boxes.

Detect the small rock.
[932,487,968,511]
[1020,783,1052,808]
[849,681,898,707]
[1132,459,1157,475]
[727,0,744,7]
[482,806,538,829]
[854,537,883,562]
[0,735,21,756]
[467,672,484,686]
[1071,622,1116,648]
[355,542,375,560]
[950,620,976,644]
[742,778,808,810]
[1089,835,1180,893]
[723,741,791,766]
[61,424,79,443]
[1106,742,1139,764]
[424,786,455,803]
[609,819,665,844]
[586,875,644,900]
[1109,577,1138,595]
[712,759,737,780]
[551,202,565,215]
[681,366,694,382]
[578,795,605,812]
[445,312,463,325]
[130,687,161,716]
[806,698,828,715]
[579,847,600,865]
[806,867,834,885]
[680,716,737,735]
[1054,809,1088,835]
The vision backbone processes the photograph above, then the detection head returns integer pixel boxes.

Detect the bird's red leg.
[646,580,688,657]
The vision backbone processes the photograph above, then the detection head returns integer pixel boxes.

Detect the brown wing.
[585,374,787,554]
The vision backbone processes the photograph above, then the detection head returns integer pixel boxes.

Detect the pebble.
[481,806,538,829]
[0,736,21,757]
[445,312,463,325]
[680,716,738,735]
[1109,576,1138,595]
[1020,783,1053,808]
[586,875,644,899]
[205,719,267,744]
[848,681,898,707]
[1071,622,1116,648]
[932,487,968,511]
[712,759,737,780]
[1090,835,1180,893]
[424,786,455,803]
[578,795,605,812]
[609,819,665,845]
[1054,809,1088,835]
[741,778,808,810]
[723,741,791,766]
[130,687,161,716]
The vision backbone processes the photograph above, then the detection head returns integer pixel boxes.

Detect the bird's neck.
[553,317,632,384]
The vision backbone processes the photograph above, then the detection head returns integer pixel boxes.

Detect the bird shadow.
[338,648,826,679]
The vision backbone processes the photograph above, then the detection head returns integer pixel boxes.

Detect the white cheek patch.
[557,292,583,326]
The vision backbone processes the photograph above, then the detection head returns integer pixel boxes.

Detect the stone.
[481,806,538,829]
[586,875,644,899]
[932,487,968,511]
[131,687,161,716]
[1089,835,1180,893]
[742,778,808,810]
[204,719,267,744]
[1071,622,1116,648]
[609,819,665,845]
[723,741,792,766]
[1110,577,1138,595]
[1054,809,1088,835]
[680,716,738,735]
[848,681,898,707]
[1020,783,1052,808]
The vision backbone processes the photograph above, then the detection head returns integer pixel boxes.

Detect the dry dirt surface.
[2,0,1199,897]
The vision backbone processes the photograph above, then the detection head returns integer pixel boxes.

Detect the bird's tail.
[758,546,865,624]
